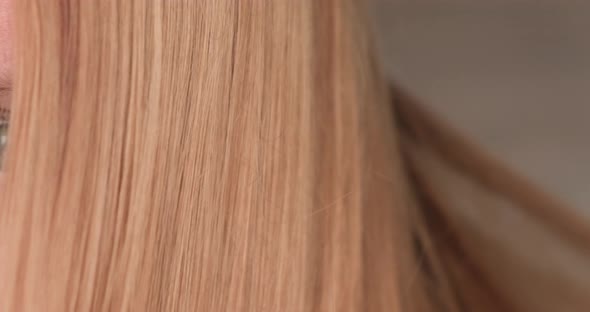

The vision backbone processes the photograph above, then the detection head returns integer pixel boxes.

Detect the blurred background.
[372,0,590,213]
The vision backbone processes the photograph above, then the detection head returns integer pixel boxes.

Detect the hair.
[1,1,589,311]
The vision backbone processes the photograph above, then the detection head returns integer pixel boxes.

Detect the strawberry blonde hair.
[1,1,589,311]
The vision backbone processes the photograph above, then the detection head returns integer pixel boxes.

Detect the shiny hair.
[1,1,588,311]
[1,1,403,310]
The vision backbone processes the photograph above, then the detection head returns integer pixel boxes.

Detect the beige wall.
[373,1,590,213]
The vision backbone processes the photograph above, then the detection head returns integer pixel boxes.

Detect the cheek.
[0,0,12,89]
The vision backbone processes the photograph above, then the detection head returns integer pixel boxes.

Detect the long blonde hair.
[1,1,589,311]
[1,1,406,310]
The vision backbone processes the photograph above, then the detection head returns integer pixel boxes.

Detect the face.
[0,0,11,100]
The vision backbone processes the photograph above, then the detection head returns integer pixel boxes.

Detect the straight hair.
[1,1,589,311]
[1,1,405,311]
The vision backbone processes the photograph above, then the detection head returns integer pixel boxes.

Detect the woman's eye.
[0,107,8,167]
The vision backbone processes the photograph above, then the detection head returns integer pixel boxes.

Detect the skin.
[0,0,11,108]
[0,0,9,181]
